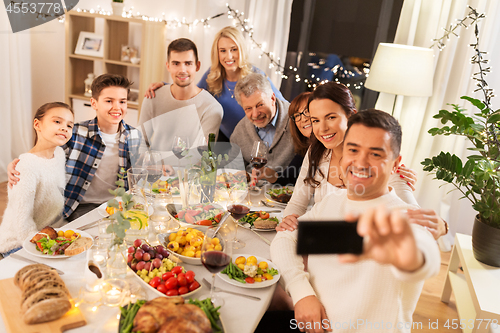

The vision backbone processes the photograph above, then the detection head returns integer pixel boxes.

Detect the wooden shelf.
[65,11,166,121]
[69,54,103,61]
[104,59,140,68]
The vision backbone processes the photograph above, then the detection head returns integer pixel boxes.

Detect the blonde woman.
[146,26,285,141]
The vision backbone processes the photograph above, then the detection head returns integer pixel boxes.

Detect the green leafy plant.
[421,20,500,229]
[112,0,124,3]
[106,169,136,245]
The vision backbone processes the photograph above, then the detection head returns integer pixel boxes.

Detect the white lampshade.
[365,43,434,97]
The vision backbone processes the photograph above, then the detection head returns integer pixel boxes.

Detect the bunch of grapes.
[127,239,170,272]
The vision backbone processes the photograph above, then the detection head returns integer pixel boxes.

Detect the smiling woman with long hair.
[279,82,419,230]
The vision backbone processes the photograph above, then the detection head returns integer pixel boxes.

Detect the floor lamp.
[365,43,434,116]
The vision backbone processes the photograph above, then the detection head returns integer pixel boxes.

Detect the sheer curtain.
[144,0,293,88]
[374,0,500,243]
[0,8,33,183]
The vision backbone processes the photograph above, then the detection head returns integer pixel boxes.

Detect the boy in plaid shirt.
[8,74,141,221]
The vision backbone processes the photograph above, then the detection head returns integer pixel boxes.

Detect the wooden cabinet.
[65,11,166,121]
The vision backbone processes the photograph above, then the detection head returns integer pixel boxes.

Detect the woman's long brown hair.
[288,92,312,156]
[304,82,356,187]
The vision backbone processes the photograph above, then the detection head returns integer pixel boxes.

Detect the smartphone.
[296,220,363,255]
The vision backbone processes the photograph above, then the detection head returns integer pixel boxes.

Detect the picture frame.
[74,32,104,58]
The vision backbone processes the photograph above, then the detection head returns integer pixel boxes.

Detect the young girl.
[0,102,74,258]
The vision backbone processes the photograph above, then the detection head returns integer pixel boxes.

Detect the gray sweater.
[230,99,295,172]
[139,85,223,150]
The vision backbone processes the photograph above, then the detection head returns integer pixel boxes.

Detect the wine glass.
[227,193,250,249]
[197,136,208,157]
[250,141,269,187]
[172,136,190,161]
[142,150,163,203]
[201,227,233,307]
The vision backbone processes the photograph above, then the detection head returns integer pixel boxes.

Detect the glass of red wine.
[201,227,233,307]
[227,201,250,250]
[172,136,190,160]
[250,141,269,187]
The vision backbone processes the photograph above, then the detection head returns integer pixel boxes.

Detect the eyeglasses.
[289,109,310,122]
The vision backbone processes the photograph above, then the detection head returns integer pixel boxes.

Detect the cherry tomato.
[36,242,43,251]
[165,277,178,290]
[259,211,270,219]
[149,276,161,288]
[196,219,212,226]
[184,213,195,224]
[166,289,179,296]
[171,266,183,275]
[245,277,255,284]
[214,213,223,223]
[203,205,214,211]
[157,285,167,294]
[162,272,174,281]
[185,270,195,283]
[177,273,188,287]
[187,209,201,216]
[178,286,189,295]
[188,281,200,291]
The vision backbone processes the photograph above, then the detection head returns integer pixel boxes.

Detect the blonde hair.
[206,26,252,96]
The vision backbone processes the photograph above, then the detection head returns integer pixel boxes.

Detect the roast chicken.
[133,297,212,333]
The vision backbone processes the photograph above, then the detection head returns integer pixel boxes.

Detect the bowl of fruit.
[127,239,202,297]
[157,227,208,265]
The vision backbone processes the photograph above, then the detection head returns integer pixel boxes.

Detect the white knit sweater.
[283,150,419,217]
[271,190,441,333]
[0,147,66,253]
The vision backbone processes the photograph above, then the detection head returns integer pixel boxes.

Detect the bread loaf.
[14,264,72,325]
[65,237,93,256]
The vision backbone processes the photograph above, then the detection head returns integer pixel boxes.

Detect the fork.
[201,278,261,301]
[261,200,286,209]
[244,225,272,245]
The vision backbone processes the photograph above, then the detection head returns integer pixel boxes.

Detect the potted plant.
[421,25,500,267]
[111,0,124,16]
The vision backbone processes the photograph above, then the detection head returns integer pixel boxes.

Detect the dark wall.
[288,0,403,58]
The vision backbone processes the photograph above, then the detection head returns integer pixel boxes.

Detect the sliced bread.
[64,237,93,256]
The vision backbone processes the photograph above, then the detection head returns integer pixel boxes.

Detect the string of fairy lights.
[13,2,488,92]
[429,6,485,50]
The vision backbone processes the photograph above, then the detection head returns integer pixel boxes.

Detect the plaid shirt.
[62,117,141,218]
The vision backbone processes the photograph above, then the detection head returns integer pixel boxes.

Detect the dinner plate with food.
[22,226,94,258]
[217,254,280,289]
[264,186,294,205]
[238,211,281,232]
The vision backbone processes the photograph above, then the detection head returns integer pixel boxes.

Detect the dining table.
[0,184,293,333]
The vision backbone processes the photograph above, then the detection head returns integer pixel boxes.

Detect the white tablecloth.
[0,186,282,333]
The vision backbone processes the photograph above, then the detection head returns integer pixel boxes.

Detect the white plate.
[97,202,109,217]
[23,228,94,259]
[239,212,281,232]
[264,186,294,206]
[217,254,280,289]
[130,267,202,298]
